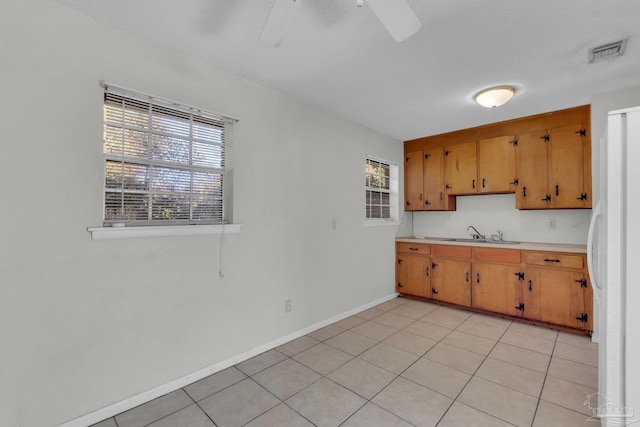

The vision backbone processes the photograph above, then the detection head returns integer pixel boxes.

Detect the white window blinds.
[102,85,234,225]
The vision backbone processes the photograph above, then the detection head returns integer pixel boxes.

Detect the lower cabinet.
[431,245,471,306]
[396,253,430,298]
[472,262,522,317]
[521,252,593,331]
[395,242,593,334]
[396,243,431,298]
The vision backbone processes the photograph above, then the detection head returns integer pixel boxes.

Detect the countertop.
[396,236,587,254]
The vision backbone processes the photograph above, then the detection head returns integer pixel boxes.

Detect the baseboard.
[58,293,399,427]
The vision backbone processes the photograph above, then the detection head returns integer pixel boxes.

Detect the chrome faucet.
[466,225,485,240]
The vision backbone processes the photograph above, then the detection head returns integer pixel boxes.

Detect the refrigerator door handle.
[587,200,603,302]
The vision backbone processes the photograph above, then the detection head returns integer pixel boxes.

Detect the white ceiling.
[53,0,640,141]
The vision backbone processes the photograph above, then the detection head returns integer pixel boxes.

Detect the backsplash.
[402,193,591,245]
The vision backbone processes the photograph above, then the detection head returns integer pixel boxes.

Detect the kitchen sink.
[441,238,520,245]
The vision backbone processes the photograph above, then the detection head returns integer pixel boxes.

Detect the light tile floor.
[91,297,600,427]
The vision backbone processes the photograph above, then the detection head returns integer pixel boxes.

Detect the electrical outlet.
[285,299,291,313]
[548,218,557,229]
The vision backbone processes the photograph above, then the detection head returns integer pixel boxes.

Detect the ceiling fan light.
[475,86,515,108]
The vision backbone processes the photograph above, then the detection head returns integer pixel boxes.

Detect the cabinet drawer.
[522,252,584,269]
[432,244,472,259]
[397,242,430,255]
[473,247,521,264]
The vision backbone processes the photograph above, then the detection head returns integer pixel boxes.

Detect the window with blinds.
[365,157,392,219]
[102,86,233,226]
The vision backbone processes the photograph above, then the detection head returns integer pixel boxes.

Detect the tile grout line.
[528,330,560,427]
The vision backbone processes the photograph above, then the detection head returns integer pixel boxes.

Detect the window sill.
[362,220,401,227]
[87,224,242,240]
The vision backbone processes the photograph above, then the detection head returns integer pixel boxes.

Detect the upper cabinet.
[444,141,477,195]
[404,105,591,211]
[404,147,454,211]
[516,123,591,209]
[478,135,518,193]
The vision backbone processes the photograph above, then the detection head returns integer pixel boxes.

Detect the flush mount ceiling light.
[474,86,515,108]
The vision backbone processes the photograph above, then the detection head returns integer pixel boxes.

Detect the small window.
[365,157,398,221]
[102,85,235,226]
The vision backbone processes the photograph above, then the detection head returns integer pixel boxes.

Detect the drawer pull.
[544,258,561,263]
[409,247,419,251]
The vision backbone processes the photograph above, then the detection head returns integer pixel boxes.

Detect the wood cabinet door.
[478,135,517,193]
[472,262,522,316]
[423,147,446,210]
[431,258,471,306]
[396,254,430,298]
[516,129,550,209]
[444,141,477,195]
[549,124,587,208]
[523,267,588,329]
[404,151,424,211]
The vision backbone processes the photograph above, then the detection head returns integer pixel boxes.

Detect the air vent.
[588,38,628,63]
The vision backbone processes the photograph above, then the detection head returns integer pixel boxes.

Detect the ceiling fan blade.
[366,0,422,43]
[258,0,303,48]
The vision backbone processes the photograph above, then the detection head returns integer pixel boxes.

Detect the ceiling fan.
[258,0,422,47]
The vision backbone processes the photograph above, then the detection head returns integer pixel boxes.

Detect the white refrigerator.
[588,106,640,425]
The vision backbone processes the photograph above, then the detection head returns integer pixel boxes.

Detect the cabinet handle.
[482,178,486,188]
[476,272,480,284]
[406,201,411,206]
[541,194,551,202]
[577,193,588,201]
[510,178,519,186]
[445,184,452,190]
[555,185,559,196]
[425,200,431,206]
[439,192,443,201]
[544,258,561,263]
[515,303,525,311]
[420,193,423,201]
[528,279,532,291]
[409,247,419,251]
[540,134,550,142]
[575,129,586,137]
[472,179,475,189]
[397,282,403,288]
[432,262,438,269]
[465,272,469,282]
[432,288,438,295]
[523,186,527,197]
[425,267,430,277]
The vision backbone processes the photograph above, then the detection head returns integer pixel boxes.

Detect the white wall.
[0,1,402,426]
[410,194,591,244]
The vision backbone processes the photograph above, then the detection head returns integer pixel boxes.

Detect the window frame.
[364,155,400,226]
[88,82,240,240]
